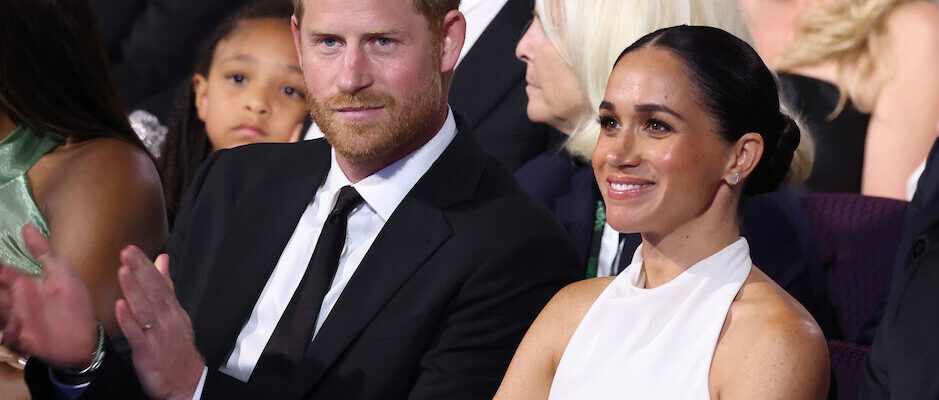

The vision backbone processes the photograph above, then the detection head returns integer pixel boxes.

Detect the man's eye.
[322,38,338,47]
[376,37,394,46]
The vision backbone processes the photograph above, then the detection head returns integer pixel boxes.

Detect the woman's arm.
[493,278,610,400]
[710,272,830,400]
[34,138,168,335]
[862,1,939,199]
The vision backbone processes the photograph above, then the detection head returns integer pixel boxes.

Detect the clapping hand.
[115,247,204,400]
[0,225,98,370]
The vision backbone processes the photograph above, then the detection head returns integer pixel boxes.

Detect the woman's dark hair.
[0,0,144,149]
[160,0,295,223]
[615,25,800,197]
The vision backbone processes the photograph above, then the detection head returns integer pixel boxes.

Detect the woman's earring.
[729,172,740,186]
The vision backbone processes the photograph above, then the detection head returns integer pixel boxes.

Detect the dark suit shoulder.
[444,154,575,257]
[209,139,328,177]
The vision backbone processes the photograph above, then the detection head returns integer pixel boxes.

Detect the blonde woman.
[741,0,939,199]
[513,0,833,335]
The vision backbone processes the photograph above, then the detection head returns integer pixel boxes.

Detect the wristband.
[59,322,106,377]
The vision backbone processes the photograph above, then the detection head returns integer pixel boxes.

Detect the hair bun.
[744,113,801,196]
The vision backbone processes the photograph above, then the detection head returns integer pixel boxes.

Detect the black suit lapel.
[555,160,600,265]
[450,0,531,128]
[194,141,331,367]
[287,128,489,397]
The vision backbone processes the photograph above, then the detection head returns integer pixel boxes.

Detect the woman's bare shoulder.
[31,137,164,223]
[36,137,159,193]
[533,277,615,360]
[546,277,615,327]
[710,267,829,399]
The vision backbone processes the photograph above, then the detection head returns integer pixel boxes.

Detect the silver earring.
[729,172,740,186]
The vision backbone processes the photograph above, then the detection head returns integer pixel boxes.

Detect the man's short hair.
[293,0,461,30]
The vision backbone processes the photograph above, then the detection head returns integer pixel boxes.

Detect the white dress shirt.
[597,223,625,277]
[192,111,458,397]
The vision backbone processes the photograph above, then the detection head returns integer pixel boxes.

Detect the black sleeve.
[862,232,939,399]
[25,338,148,399]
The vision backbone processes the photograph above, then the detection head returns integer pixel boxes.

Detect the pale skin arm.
[861,1,939,200]
[494,278,611,400]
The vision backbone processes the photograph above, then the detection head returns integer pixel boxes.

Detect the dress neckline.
[0,125,62,183]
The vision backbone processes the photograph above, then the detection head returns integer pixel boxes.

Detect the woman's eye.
[644,118,672,133]
[229,73,246,84]
[597,116,620,131]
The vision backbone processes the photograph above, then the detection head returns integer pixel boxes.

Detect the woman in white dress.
[495,25,830,399]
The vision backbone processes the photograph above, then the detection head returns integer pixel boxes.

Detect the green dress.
[0,125,61,276]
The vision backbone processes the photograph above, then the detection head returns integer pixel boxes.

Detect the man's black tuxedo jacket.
[450,0,556,172]
[27,128,581,399]
[863,138,939,399]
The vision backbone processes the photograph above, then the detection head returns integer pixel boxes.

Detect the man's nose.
[336,46,375,94]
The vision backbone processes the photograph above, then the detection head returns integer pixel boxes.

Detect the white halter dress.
[548,238,752,399]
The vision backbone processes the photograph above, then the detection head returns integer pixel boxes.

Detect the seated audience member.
[740,0,939,199]
[300,0,557,171]
[0,0,167,397]
[449,0,559,171]
[863,123,939,399]
[89,0,253,110]
[513,0,833,335]
[496,25,829,399]
[158,0,308,223]
[0,0,581,399]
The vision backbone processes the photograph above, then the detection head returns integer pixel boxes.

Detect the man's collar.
[324,109,458,220]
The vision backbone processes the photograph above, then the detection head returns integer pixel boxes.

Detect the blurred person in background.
[740,0,939,199]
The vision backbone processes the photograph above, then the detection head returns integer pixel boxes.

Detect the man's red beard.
[308,70,442,163]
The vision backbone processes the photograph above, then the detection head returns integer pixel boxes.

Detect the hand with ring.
[115,247,204,400]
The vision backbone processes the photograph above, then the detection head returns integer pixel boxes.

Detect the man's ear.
[437,10,466,73]
[725,132,764,185]
[291,15,303,66]
[192,74,209,122]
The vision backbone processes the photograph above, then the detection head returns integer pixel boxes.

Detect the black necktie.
[251,185,364,383]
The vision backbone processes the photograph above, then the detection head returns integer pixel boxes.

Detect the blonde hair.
[537,0,751,160]
[538,0,813,183]
[776,0,908,117]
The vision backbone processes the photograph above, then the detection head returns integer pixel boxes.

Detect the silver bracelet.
[61,322,106,376]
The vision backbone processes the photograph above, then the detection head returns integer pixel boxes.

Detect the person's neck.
[638,195,742,289]
[336,107,448,183]
[0,112,15,141]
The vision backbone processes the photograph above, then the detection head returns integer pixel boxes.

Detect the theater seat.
[828,340,870,400]
[799,194,908,342]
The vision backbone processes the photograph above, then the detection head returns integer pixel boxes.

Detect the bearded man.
[0,0,580,399]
